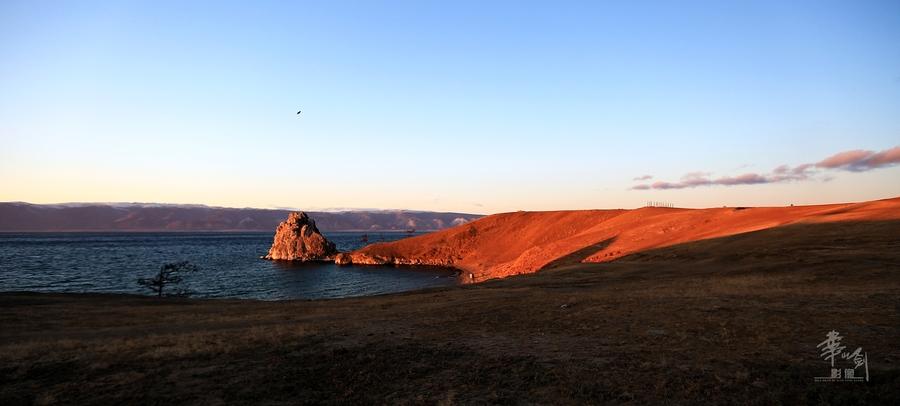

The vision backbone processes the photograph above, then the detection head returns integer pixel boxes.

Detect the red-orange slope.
[347,197,900,281]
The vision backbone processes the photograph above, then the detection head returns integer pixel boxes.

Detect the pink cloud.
[649,181,682,190]
[715,173,769,185]
[869,147,900,166]
[631,146,899,190]
[817,146,900,171]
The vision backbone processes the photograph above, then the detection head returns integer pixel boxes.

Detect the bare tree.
[137,261,199,297]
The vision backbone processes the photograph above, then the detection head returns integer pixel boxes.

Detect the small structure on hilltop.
[646,201,674,208]
[263,212,337,261]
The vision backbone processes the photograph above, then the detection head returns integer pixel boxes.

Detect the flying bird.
[296,109,302,115]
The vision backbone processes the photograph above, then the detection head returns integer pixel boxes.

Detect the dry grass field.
[350,198,900,282]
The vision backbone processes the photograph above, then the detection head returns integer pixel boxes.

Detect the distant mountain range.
[0,202,483,232]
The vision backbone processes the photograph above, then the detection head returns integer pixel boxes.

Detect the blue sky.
[1,0,898,213]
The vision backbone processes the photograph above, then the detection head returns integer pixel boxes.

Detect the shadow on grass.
[540,237,617,271]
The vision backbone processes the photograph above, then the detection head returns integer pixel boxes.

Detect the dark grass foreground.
[2,221,899,405]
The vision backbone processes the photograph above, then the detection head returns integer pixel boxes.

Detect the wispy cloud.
[631,146,900,190]
[816,148,900,171]
[632,175,653,181]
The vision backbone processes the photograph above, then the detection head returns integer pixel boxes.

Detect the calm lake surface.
[0,232,459,300]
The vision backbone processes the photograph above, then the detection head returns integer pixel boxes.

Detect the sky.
[1,0,899,214]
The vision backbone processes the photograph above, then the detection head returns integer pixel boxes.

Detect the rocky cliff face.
[336,251,458,268]
[264,212,337,261]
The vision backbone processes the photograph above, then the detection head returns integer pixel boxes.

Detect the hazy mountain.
[0,202,482,232]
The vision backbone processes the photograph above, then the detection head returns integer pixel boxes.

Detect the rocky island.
[263,212,337,261]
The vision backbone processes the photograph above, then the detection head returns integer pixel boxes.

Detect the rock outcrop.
[264,212,337,261]
[338,251,457,268]
[334,253,353,265]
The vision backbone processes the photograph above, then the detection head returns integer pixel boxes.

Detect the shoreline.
[3,219,899,403]
[0,229,438,234]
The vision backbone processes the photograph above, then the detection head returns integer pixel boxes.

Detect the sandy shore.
[2,219,899,404]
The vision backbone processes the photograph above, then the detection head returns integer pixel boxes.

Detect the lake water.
[0,232,460,300]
